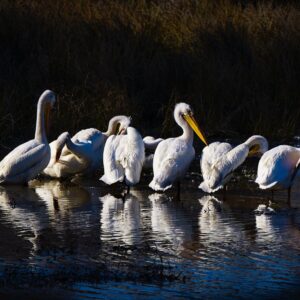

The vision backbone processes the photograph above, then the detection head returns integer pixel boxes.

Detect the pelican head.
[117,116,132,135]
[106,115,131,136]
[245,135,269,157]
[38,90,56,134]
[175,103,208,145]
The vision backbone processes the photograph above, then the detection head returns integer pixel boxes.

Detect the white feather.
[149,103,206,191]
[199,135,268,193]
[100,127,145,186]
[0,90,55,184]
[256,145,300,189]
[43,115,131,178]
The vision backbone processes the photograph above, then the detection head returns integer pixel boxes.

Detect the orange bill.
[183,114,208,146]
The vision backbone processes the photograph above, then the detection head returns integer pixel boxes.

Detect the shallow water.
[0,168,300,299]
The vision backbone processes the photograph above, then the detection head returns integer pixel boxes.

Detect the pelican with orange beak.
[0,90,56,184]
[149,102,208,191]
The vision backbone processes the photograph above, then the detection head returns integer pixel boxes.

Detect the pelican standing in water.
[255,145,300,200]
[43,115,131,178]
[149,102,208,192]
[199,135,268,193]
[0,90,55,184]
[100,127,145,191]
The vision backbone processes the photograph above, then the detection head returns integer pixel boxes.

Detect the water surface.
[0,168,300,299]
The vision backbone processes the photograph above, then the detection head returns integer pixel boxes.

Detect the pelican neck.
[35,98,48,144]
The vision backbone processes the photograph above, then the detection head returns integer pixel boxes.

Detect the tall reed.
[0,0,299,151]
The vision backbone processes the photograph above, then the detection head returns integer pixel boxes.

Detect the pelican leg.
[288,187,291,207]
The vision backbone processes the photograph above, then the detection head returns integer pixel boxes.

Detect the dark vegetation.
[0,0,299,150]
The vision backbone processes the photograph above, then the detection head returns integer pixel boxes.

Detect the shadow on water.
[0,167,300,299]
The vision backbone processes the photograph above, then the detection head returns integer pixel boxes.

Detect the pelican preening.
[43,115,131,178]
[255,145,300,196]
[100,127,145,189]
[199,135,268,193]
[0,90,296,203]
[0,90,55,184]
[149,103,208,191]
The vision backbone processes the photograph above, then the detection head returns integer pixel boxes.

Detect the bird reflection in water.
[149,193,195,257]
[0,186,49,257]
[99,192,141,246]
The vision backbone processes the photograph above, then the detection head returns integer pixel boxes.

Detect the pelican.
[199,135,268,193]
[43,115,131,178]
[149,102,208,191]
[255,145,300,197]
[0,90,55,184]
[100,127,145,189]
[142,136,163,170]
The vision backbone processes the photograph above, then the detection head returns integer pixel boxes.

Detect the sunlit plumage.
[149,103,208,191]
[43,115,131,178]
[0,90,55,184]
[100,127,145,186]
[255,145,300,190]
[199,135,268,193]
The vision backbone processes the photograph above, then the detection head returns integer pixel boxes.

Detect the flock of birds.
[0,90,299,199]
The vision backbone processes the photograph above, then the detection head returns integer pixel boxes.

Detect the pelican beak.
[117,124,126,135]
[248,145,261,157]
[118,128,126,135]
[183,114,208,146]
[45,103,51,135]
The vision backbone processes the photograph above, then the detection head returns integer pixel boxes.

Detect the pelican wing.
[0,140,49,180]
[200,142,248,192]
[143,136,164,150]
[150,138,195,191]
[66,140,94,162]
[100,135,125,184]
[121,128,145,185]
[72,128,104,150]
[200,142,232,192]
[256,145,300,189]
[201,142,232,182]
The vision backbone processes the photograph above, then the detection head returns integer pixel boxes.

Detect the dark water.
[0,170,300,299]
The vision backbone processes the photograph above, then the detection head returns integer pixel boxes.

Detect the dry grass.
[0,0,299,149]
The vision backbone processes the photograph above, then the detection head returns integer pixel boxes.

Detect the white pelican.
[149,102,208,191]
[0,90,55,184]
[43,115,131,178]
[100,127,145,189]
[142,136,164,170]
[199,135,268,193]
[255,145,300,198]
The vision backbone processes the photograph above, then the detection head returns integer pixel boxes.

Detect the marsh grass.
[0,0,299,150]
